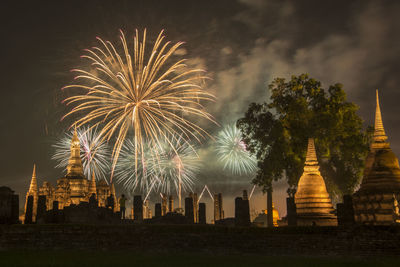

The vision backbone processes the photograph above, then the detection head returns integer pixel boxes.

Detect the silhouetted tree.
[237,74,369,208]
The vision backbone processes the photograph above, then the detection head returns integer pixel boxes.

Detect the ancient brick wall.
[1,225,400,256]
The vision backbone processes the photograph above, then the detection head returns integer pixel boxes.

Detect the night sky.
[1,0,400,219]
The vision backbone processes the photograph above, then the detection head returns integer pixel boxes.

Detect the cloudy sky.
[1,0,400,219]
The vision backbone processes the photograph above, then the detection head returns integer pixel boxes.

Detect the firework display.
[155,136,201,196]
[215,124,257,175]
[114,139,156,193]
[115,136,201,198]
[62,29,215,177]
[52,126,111,180]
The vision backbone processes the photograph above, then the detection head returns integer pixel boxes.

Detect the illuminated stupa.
[24,128,118,222]
[353,90,400,225]
[66,127,89,205]
[295,138,337,226]
[253,203,280,227]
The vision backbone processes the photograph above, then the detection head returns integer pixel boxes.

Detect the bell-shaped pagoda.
[353,90,400,225]
[295,138,337,226]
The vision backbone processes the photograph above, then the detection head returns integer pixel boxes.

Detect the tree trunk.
[267,187,273,227]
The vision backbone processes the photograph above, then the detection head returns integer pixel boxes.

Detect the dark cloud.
[1,0,399,218]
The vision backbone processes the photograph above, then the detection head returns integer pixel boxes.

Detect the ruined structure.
[25,164,38,221]
[253,204,280,227]
[190,192,199,223]
[143,200,152,219]
[24,128,117,222]
[161,195,168,215]
[213,193,224,222]
[0,186,19,224]
[295,138,337,226]
[353,91,400,225]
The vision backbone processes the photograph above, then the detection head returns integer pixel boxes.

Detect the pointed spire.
[28,164,38,193]
[71,125,80,145]
[305,138,318,164]
[303,138,320,175]
[66,126,84,178]
[295,138,336,226]
[374,90,388,143]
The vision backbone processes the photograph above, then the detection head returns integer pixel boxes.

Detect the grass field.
[0,251,399,267]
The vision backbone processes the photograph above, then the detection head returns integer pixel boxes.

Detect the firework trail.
[114,139,156,193]
[52,126,111,180]
[155,136,201,196]
[115,136,201,203]
[215,124,257,175]
[62,29,215,178]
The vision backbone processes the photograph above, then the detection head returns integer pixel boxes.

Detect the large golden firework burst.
[62,29,215,179]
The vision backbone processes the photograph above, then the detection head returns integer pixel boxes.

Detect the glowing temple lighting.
[215,124,257,175]
[52,126,111,181]
[62,29,216,178]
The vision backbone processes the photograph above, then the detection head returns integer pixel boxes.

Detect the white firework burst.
[52,126,111,180]
[215,124,257,175]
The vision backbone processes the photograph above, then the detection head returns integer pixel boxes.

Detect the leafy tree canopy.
[237,74,370,199]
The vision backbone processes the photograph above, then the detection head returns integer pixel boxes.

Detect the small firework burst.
[215,124,257,175]
[52,126,111,180]
[115,136,200,197]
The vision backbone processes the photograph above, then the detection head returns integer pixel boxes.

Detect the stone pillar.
[168,195,174,213]
[133,195,143,221]
[24,195,33,224]
[214,193,223,222]
[185,196,194,223]
[286,197,297,226]
[235,196,250,226]
[267,188,273,227]
[235,197,243,225]
[11,194,19,224]
[52,201,59,223]
[0,187,19,224]
[198,202,206,224]
[161,195,167,215]
[192,193,198,223]
[36,195,47,223]
[242,198,250,226]
[243,190,248,200]
[155,203,162,217]
[143,200,150,219]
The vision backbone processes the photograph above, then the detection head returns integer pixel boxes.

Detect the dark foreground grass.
[0,251,399,267]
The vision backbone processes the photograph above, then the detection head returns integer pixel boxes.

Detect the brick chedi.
[295,138,337,226]
[353,90,400,225]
